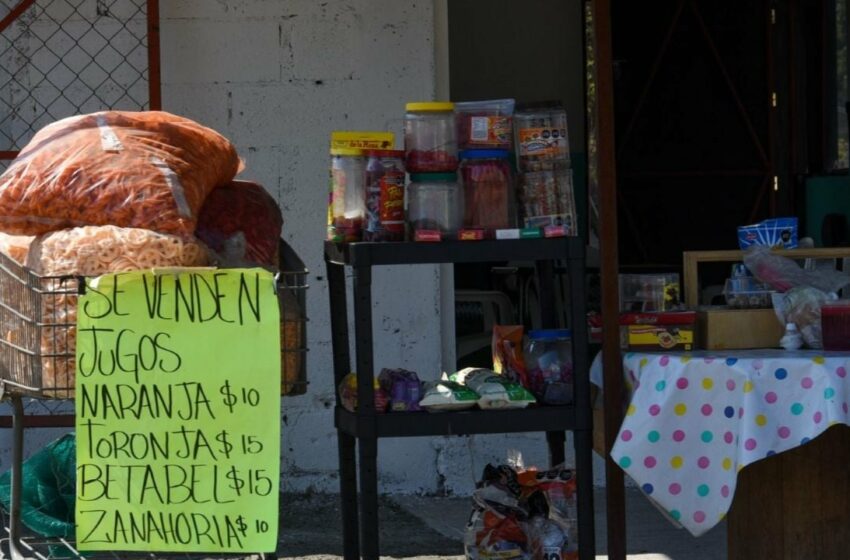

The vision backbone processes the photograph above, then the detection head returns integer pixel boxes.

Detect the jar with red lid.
[458,149,515,234]
[364,149,405,242]
[404,102,459,173]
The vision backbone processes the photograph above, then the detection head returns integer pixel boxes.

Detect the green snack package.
[419,380,480,412]
[451,367,536,410]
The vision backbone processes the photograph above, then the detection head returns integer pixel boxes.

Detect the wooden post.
[589,0,627,558]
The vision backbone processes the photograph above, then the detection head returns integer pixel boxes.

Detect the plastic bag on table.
[0,433,75,538]
[0,111,242,236]
[743,245,850,294]
[771,287,837,348]
[196,180,283,270]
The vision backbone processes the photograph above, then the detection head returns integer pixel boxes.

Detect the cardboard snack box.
[697,307,783,350]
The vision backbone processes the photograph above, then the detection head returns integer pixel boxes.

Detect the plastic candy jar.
[407,173,463,240]
[458,149,514,234]
[404,102,459,173]
[514,102,570,172]
[328,148,367,242]
[364,149,406,242]
[524,329,573,405]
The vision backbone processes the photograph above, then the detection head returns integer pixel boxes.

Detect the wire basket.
[0,240,308,399]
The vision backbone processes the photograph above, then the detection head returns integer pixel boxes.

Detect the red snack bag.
[196,180,283,269]
[0,111,241,236]
[492,325,529,388]
[478,510,527,546]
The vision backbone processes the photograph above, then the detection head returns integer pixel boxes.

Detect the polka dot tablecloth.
[593,350,850,536]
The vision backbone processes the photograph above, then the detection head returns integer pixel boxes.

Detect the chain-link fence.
[0,0,159,171]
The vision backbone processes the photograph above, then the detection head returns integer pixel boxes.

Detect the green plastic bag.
[0,433,75,538]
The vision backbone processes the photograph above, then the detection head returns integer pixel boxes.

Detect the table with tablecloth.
[590,350,850,537]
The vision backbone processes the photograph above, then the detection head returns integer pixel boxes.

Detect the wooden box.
[697,307,784,350]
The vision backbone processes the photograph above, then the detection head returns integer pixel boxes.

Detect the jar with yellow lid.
[404,101,458,173]
[328,147,367,242]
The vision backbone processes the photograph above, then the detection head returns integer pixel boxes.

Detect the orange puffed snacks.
[0,111,241,236]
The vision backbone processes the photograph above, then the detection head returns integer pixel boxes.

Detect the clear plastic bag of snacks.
[0,111,242,236]
[196,180,282,269]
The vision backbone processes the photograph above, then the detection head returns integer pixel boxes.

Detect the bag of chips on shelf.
[451,367,535,410]
[492,325,529,388]
[338,373,389,413]
[419,380,479,412]
[0,111,242,236]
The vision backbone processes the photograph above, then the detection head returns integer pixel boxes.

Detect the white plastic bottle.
[780,323,803,351]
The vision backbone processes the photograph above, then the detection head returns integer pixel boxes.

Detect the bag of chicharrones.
[0,111,242,236]
[23,225,211,397]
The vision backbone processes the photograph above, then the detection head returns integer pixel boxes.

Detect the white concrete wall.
[0,0,607,494]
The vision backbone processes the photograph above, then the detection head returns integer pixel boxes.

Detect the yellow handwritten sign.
[75,269,281,553]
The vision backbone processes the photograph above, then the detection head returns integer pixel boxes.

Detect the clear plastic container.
[455,98,515,150]
[524,329,573,405]
[364,149,406,242]
[514,101,570,172]
[407,173,463,239]
[328,148,367,242]
[517,168,577,232]
[459,149,514,234]
[404,102,459,173]
[619,274,680,312]
[723,278,774,309]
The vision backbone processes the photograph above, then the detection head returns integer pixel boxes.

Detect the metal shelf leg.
[8,396,32,560]
[338,432,360,560]
[357,437,379,560]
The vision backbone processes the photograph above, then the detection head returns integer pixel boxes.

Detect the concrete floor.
[278,488,726,559]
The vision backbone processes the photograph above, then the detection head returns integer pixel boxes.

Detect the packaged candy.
[492,326,529,388]
[451,368,535,410]
[378,368,422,412]
[455,99,515,151]
[338,373,389,413]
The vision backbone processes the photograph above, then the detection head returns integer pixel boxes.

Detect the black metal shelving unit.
[324,238,595,560]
